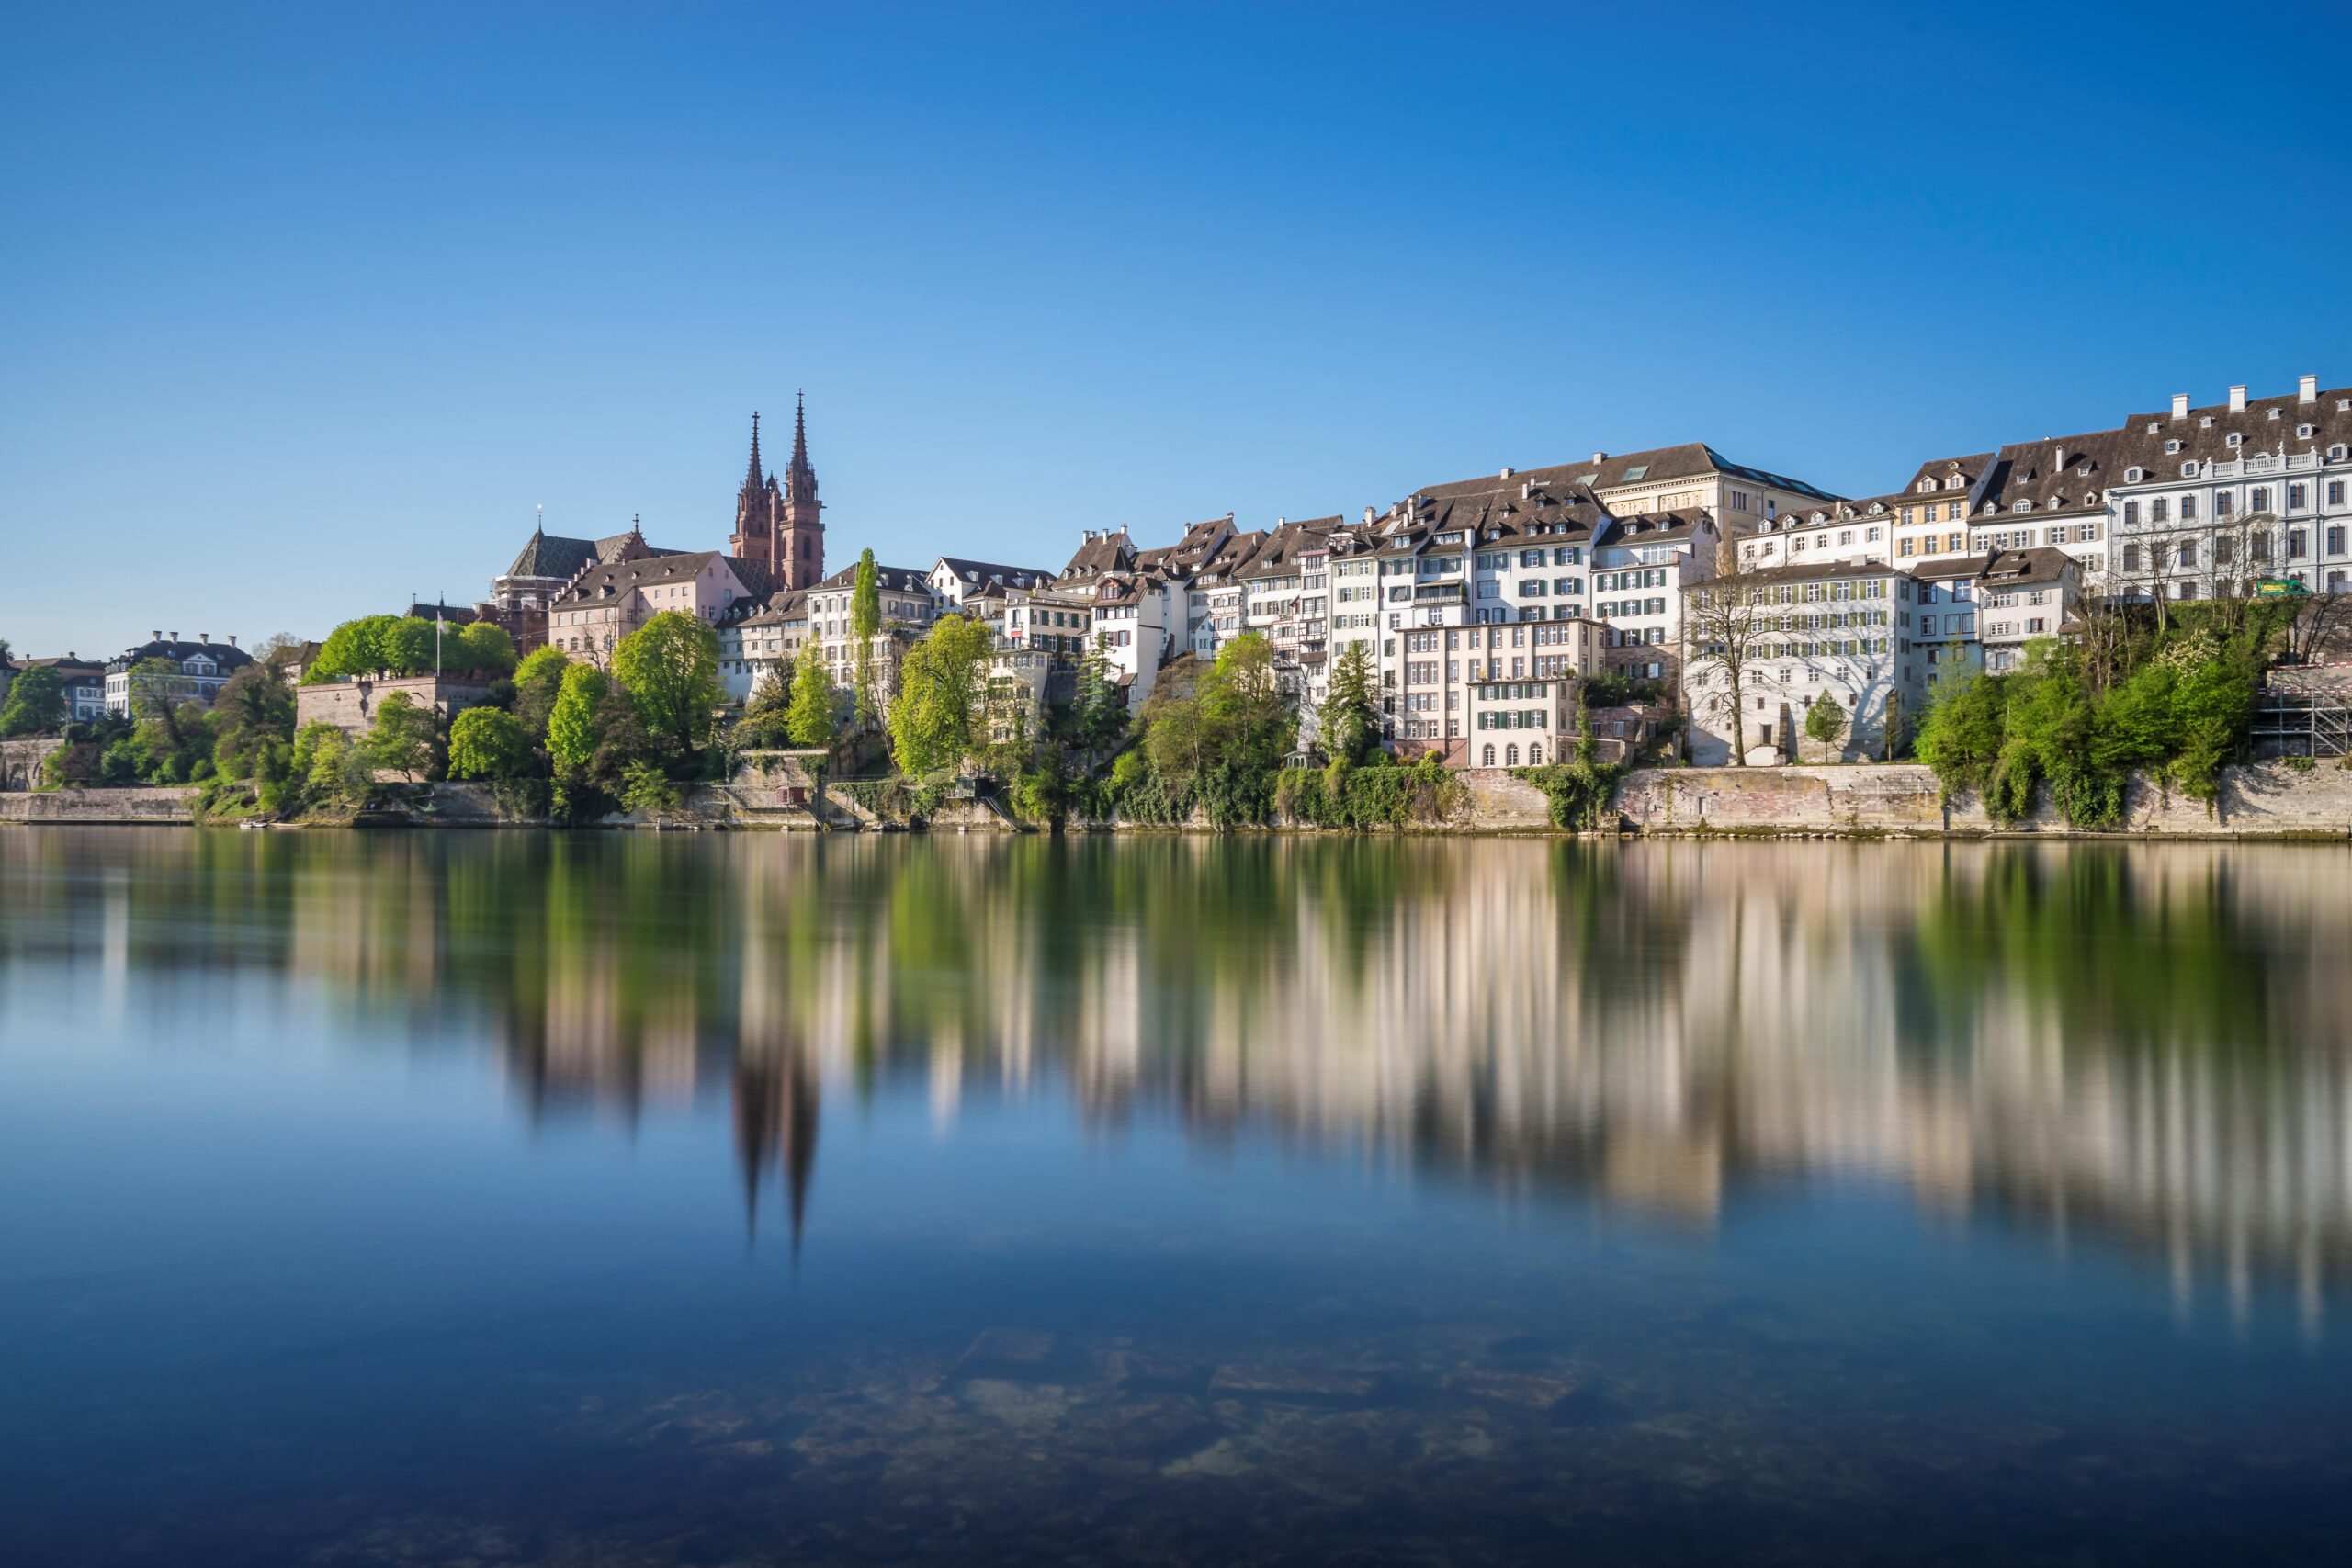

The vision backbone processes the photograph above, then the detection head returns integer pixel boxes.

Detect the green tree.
[620,758,684,816]
[209,663,296,783]
[785,638,839,749]
[1803,689,1849,761]
[510,646,571,738]
[1072,633,1127,762]
[306,615,393,682]
[447,706,535,781]
[1318,640,1379,765]
[852,548,882,730]
[887,614,995,776]
[361,692,438,783]
[612,610,722,757]
[548,664,612,776]
[0,665,65,736]
[455,621,517,676]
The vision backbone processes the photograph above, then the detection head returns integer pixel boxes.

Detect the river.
[3,829,2349,1564]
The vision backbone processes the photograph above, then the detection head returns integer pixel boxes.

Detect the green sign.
[2254,577,2310,598]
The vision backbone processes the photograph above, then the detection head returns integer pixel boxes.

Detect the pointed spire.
[786,389,819,506]
[745,412,763,492]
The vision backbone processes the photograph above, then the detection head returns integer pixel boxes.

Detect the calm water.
[3,829,2351,1565]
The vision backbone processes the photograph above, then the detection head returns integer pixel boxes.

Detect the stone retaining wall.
[0,738,66,792]
[0,786,200,824]
[1615,761,2352,839]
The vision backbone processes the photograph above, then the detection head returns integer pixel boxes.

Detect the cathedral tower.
[729,396,826,592]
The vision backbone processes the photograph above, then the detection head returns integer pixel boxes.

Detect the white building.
[103,633,253,716]
[1684,560,1911,766]
[717,590,809,704]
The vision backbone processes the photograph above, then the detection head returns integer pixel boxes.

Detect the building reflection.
[6,829,2350,1317]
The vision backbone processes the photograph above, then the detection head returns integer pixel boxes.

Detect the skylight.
[1622,465,1650,481]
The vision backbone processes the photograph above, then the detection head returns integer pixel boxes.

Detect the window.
[2329,480,2346,507]
[2290,483,2310,511]
[2289,529,2309,559]
[2181,494,2198,521]
[2122,543,2142,572]
[2331,526,2346,556]
[2252,487,2271,513]
[2150,498,2168,523]
[2216,491,2233,515]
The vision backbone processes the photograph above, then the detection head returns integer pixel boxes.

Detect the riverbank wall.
[9,761,2351,838]
[1614,761,2352,839]
[0,786,200,825]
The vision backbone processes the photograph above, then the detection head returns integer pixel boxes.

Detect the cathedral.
[729,394,825,591]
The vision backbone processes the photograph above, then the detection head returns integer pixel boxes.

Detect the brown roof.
[556,550,737,604]
[1977,381,2352,520]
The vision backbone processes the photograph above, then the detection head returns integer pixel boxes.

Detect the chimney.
[2229,384,2247,412]
[151,629,161,640]
[2301,373,2318,404]
[199,632,208,644]
[2171,393,2189,421]
[1363,506,1375,525]
[2052,446,2066,473]
[168,631,178,642]
[1498,467,1514,480]
[1590,452,1607,464]
[227,635,237,648]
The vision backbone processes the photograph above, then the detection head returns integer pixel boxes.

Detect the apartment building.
[1684,560,1911,765]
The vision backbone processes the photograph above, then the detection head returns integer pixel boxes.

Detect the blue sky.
[5,1,2348,655]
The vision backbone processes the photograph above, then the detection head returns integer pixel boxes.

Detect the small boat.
[239,819,275,831]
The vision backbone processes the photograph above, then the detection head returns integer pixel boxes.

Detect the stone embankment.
[11,762,2350,838]
[1614,761,2352,839]
[0,786,200,825]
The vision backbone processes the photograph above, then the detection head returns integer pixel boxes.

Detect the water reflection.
[6,829,2347,1321]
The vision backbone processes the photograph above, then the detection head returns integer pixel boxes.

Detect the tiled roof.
[812,562,932,594]
[1978,382,2352,520]
[556,550,732,604]
[938,557,1051,590]
[107,638,255,673]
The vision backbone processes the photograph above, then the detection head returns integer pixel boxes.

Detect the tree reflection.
[5,828,2349,1309]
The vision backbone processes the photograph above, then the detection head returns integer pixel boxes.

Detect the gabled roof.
[555,550,736,604]
[503,525,679,581]
[107,637,255,673]
[1976,380,2352,520]
[812,562,932,594]
[937,556,1051,591]
[1236,517,1338,581]
[726,590,809,628]
[1414,446,1837,503]
[1057,528,1140,584]
[1599,510,1715,547]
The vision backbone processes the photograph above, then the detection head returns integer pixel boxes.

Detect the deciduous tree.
[447,706,535,781]
[785,638,838,750]
[0,665,65,736]
[612,610,722,757]
[887,614,994,776]
[361,692,438,783]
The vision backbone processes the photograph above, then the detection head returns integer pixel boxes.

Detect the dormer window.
[1944,476,1962,490]
[2227,433,2244,448]
[2013,501,2031,513]
[2165,439,2181,454]
[2124,467,2145,483]
[2330,445,2349,462]
[2181,461,2199,478]
[1917,478,1935,493]
[2299,423,2315,439]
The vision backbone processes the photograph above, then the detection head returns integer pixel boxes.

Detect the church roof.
[503,525,679,582]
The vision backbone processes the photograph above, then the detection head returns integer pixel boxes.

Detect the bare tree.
[1681,536,1770,766]
[2283,584,2352,665]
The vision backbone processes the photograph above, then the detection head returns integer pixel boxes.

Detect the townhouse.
[1684,560,1910,765]
[548,550,766,668]
[104,633,254,715]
